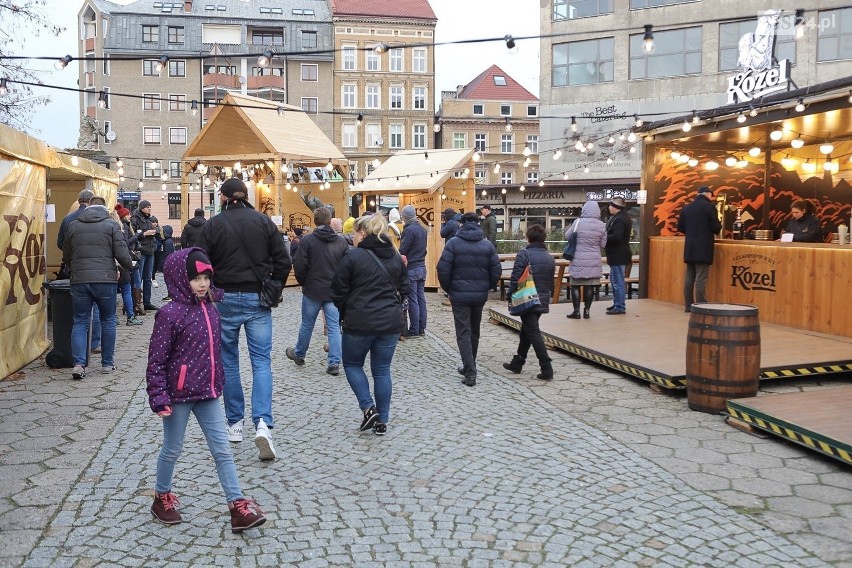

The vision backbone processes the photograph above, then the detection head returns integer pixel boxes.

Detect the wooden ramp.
[488,299,852,389]
[726,389,852,466]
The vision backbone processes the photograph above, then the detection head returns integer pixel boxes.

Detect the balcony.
[202,73,240,89]
[247,75,285,90]
[85,72,95,88]
[84,37,95,53]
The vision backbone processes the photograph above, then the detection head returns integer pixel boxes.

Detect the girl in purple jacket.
[146,247,266,533]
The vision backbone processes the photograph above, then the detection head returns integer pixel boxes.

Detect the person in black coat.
[440,208,462,242]
[604,197,633,315]
[676,186,722,312]
[437,212,501,387]
[331,214,408,436]
[783,199,823,243]
[502,225,556,380]
[180,208,207,249]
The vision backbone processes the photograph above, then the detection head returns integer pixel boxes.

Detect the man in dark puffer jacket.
[180,208,207,249]
[437,212,501,387]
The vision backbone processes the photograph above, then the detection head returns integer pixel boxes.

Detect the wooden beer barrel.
[686,303,760,414]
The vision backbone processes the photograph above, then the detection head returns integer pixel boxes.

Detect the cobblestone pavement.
[0,284,849,567]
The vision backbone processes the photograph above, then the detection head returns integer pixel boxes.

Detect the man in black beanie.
[130,199,160,311]
[197,177,291,461]
[180,208,207,249]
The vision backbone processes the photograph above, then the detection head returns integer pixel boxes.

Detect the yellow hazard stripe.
[761,363,852,380]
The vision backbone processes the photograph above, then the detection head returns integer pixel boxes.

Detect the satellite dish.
[105,130,117,141]
[238,75,247,85]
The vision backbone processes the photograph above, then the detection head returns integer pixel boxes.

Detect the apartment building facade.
[437,65,541,235]
[330,0,437,186]
[539,1,852,218]
[77,0,334,229]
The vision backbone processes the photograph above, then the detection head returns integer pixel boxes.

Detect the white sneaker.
[227,420,243,443]
[152,280,159,288]
[254,419,276,460]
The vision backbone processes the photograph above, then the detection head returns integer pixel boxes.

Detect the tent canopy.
[360,148,475,194]
[183,92,347,166]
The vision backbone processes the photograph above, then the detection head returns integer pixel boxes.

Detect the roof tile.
[457,65,537,102]
[331,0,436,20]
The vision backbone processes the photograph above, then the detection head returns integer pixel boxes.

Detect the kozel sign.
[726,10,793,104]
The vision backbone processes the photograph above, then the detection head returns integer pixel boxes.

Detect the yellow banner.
[0,156,48,378]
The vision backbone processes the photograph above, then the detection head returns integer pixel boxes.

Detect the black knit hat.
[220,178,247,199]
[186,250,213,281]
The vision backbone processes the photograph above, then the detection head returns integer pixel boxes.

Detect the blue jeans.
[218,292,274,429]
[90,304,101,349]
[119,282,133,317]
[131,263,142,289]
[155,398,242,503]
[295,296,341,365]
[610,264,626,311]
[342,333,397,424]
[139,253,155,305]
[70,283,116,367]
[406,265,427,334]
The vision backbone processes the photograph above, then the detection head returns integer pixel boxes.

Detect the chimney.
[184,1,192,12]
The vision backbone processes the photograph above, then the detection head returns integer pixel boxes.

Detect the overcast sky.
[17,0,540,149]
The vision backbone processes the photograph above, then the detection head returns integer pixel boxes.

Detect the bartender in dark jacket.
[784,199,823,243]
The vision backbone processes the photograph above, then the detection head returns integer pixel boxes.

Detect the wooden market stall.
[359,148,476,288]
[182,93,349,231]
[0,122,118,379]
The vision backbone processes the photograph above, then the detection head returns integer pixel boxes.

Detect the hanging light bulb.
[481,189,487,197]
[749,106,758,118]
[326,158,334,171]
[725,156,737,167]
[138,180,144,189]
[257,50,274,68]
[190,100,198,117]
[160,172,168,181]
[356,113,364,126]
[493,163,501,174]
[629,146,636,154]
[824,158,838,173]
[619,132,626,141]
[691,111,700,124]
[70,155,79,167]
[795,98,805,112]
[374,43,389,54]
[0,78,7,96]
[116,158,123,168]
[372,158,380,168]
[642,25,655,53]
[791,137,804,149]
[795,9,805,39]
[574,140,585,152]
[748,147,761,157]
[324,181,331,189]
[519,185,525,192]
[285,182,292,190]
[736,113,747,123]
[553,149,563,160]
[802,159,816,173]
[571,116,577,132]
[819,141,834,155]
[770,126,784,141]
[461,189,467,196]
[97,90,108,109]
[681,119,691,132]
[627,132,637,143]
[204,177,211,187]
[117,167,124,175]
[781,156,797,169]
[523,157,531,168]
[671,151,681,160]
[563,173,569,180]
[473,151,480,161]
[687,158,698,167]
[501,187,507,194]
[848,91,852,104]
[504,34,518,55]
[154,55,169,74]
[538,180,545,187]
[634,114,643,128]
[55,55,73,70]
[606,157,613,165]
[583,166,590,174]
[705,160,719,170]
[424,152,430,163]
[678,154,690,163]
[586,141,594,149]
[523,146,531,157]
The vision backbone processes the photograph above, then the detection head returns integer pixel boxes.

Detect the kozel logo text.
[730,265,776,292]
[727,59,791,104]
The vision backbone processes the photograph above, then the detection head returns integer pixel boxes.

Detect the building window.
[342,84,356,108]
[143,60,159,76]
[527,171,539,183]
[366,50,379,71]
[413,124,426,149]
[251,29,284,45]
[630,0,695,7]
[343,45,356,70]
[526,135,539,154]
[453,132,466,149]
[342,123,356,148]
[475,169,486,183]
[169,60,186,77]
[500,105,511,116]
[553,37,614,86]
[527,105,538,117]
[474,133,486,152]
[473,104,484,115]
[144,160,160,177]
[501,171,513,185]
[103,55,110,75]
[169,161,181,178]
[390,124,403,149]
[412,48,427,72]
[143,93,160,111]
[390,86,403,109]
[169,94,186,111]
[390,48,403,71]
[413,87,426,110]
[169,127,187,145]
[501,134,513,153]
[366,124,381,147]
[251,67,285,77]
[494,75,506,86]
[301,97,318,114]
[817,7,852,62]
[205,64,237,75]
[366,84,379,108]
[301,30,317,49]
[554,0,613,20]
[168,26,184,44]
[143,127,161,144]
[630,26,702,79]
[720,17,797,70]
[301,64,318,81]
[168,194,181,219]
[103,120,112,145]
[142,25,158,43]
[102,88,110,109]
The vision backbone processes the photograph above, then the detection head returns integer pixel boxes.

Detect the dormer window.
[493,75,506,86]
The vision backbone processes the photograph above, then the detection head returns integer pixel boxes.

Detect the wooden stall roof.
[183,92,347,166]
[0,123,118,184]
[360,148,474,194]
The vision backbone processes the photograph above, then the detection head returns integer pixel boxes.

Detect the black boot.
[502,355,524,374]
[567,286,581,319]
[583,286,594,319]
[537,360,553,381]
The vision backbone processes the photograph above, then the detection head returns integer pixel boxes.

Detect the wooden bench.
[599,257,640,299]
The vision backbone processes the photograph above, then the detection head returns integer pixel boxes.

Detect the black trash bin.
[45,279,73,368]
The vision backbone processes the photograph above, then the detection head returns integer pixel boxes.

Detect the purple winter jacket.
[146,247,225,413]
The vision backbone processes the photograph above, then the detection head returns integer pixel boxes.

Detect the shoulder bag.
[364,249,407,329]
[218,214,283,308]
[509,263,541,316]
[563,219,580,261]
